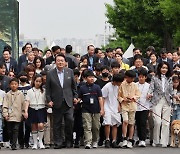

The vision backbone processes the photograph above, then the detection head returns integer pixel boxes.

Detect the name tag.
[90,98,94,104]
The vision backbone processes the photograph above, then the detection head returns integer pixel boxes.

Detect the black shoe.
[66,141,72,148]
[11,145,17,150]
[25,143,29,149]
[112,141,119,148]
[105,140,111,148]
[74,143,80,148]
[98,140,103,146]
[19,144,24,149]
[54,144,62,149]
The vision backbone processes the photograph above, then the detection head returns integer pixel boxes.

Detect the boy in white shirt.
[102,73,124,148]
[135,68,151,147]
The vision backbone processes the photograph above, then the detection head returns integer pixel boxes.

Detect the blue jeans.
[172,105,180,120]
[0,108,2,142]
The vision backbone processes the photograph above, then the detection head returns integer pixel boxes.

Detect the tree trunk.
[164,31,173,51]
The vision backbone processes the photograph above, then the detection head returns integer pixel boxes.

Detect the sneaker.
[152,143,157,147]
[127,141,133,148]
[45,144,50,149]
[122,140,128,148]
[138,141,146,147]
[39,142,45,149]
[112,141,119,148]
[105,140,110,148]
[32,144,38,150]
[85,144,91,149]
[4,142,11,148]
[118,142,123,148]
[92,142,98,148]
[162,144,167,148]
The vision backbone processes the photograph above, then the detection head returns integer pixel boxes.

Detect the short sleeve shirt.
[78,83,102,113]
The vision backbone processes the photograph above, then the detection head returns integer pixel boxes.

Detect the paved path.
[1,146,180,154]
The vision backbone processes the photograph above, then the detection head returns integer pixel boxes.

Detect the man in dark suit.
[20,51,35,72]
[102,48,114,67]
[157,48,173,72]
[1,49,18,75]
[46,46,61,65]
[81,45,98,70]
[18,43,32,71]
[46,54,78,149]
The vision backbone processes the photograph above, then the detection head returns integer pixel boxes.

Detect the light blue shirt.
[57,68,64,88]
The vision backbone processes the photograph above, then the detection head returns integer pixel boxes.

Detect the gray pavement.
[1,146,180,154]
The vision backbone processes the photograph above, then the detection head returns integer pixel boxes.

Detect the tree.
[105,0,180,52]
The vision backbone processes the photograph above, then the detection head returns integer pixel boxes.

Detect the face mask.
[20,78,27,83]
[102,72,109,78]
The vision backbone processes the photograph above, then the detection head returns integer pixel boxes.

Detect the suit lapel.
[52,68,62,88]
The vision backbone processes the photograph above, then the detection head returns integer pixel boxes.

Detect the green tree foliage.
[105,0,180,52]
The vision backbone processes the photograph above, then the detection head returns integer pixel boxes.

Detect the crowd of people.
[0,43,180,150]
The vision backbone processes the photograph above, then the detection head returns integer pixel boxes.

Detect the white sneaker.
[162,144,167,148]
[127,141,133,148]
[4,142,11,148]
[118,142,123,147]
[152,143,157,147]
[92,142,98,148]
[122,140,128,147]
[138,141,146,147]
[32,144,38,150]
[39,142,45,149]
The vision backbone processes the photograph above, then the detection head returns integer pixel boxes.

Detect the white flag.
[123,43,135,58]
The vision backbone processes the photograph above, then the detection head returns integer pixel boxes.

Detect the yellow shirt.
[121,62,130,70]
[118,80,140,111]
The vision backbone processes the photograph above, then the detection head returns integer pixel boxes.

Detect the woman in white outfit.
[147,61,173,147]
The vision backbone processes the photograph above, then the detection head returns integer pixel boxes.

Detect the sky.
[17,0,114,40]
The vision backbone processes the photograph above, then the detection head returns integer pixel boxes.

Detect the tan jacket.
[3,90,24,122]
[118,81,140,111]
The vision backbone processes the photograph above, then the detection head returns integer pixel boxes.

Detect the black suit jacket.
[81,54,98,69]
[46,67,78,109]
[18,54,27,71]
[46,56,55,65]
[1,57,18,75]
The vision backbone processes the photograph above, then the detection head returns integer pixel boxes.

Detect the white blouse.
[26,87,46,110]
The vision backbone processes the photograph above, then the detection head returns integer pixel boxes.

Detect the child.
[172,76,180,120]
[24,74,47,149]
[17,71,32,149]
[111,61,120,75]
[102,73,124,148]
[118,70,140,148]
[2,78,25,150]
[78,70,104,149]
[0,89,5,149]
[135,68,150,147]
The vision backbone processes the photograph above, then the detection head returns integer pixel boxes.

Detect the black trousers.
[73,108,83,144]
[7,121,20,147]
[18,120,31,146]
[53,102,74,145]
[135,110,149,141]
[3,120,9,142]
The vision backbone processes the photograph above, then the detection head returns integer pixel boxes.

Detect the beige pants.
[153,97,171,145]
[44,114,53,145]
[82,113,100,146]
